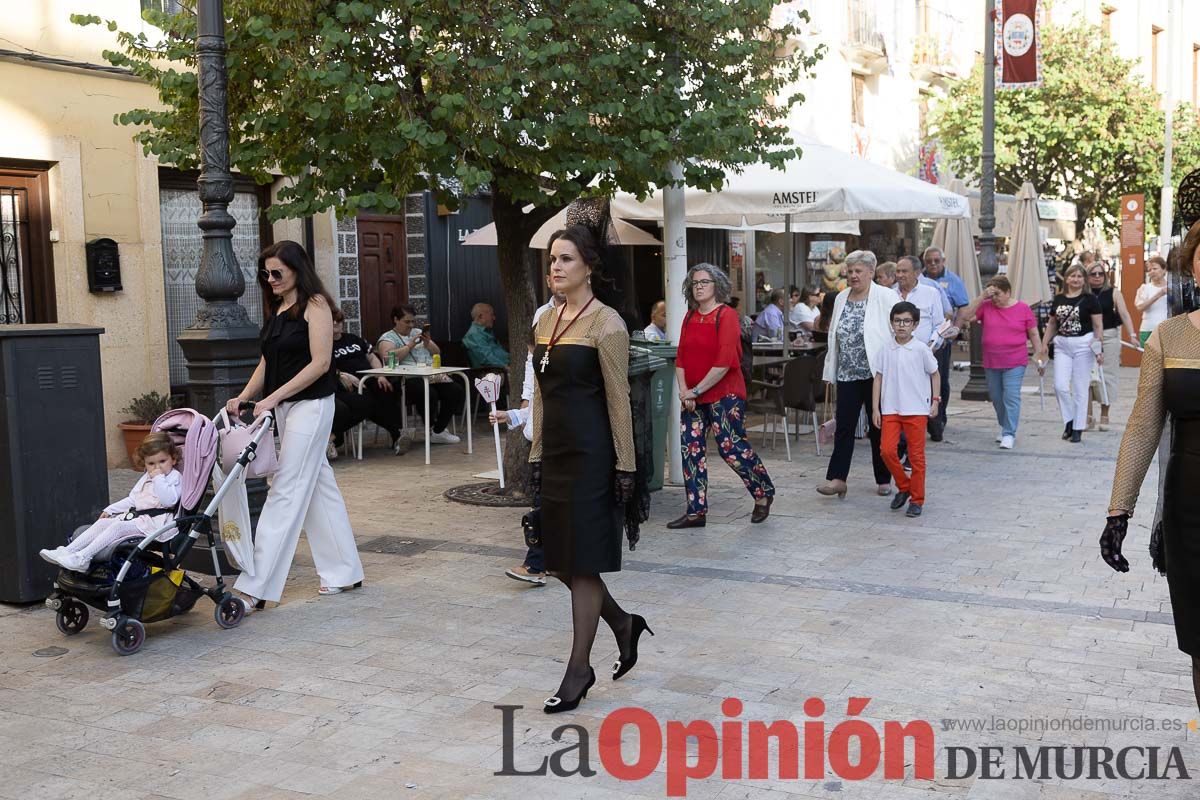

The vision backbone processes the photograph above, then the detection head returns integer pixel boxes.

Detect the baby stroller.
[44,405,274,655]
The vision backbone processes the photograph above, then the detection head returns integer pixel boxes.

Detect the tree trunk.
[490,185,568,498]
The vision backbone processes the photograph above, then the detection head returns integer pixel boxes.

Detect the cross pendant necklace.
[541,294,596,374]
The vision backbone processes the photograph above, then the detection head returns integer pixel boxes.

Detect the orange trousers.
[880,414,927,506]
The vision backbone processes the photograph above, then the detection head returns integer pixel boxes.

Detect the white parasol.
[1007,182,1054,306]
[930,177,983,299]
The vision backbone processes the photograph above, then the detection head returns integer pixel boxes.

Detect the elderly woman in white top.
[817,250,900,499]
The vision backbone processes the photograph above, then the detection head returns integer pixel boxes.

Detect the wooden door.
[0,163,55,324]
[356,215,407,340]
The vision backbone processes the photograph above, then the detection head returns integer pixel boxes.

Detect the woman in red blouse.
[669,264,775,528]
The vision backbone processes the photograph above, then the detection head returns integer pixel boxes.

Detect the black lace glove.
[530,461,542,500]
[528,462,542,501]
[1100,513,1130,573]
[1149,520,1167,575]
[615,470,636,506]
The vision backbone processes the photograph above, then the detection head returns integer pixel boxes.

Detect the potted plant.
[117,391,172,467]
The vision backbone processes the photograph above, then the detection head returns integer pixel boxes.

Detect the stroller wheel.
[55,601,89,635]
[214,595,245,629]
[111,619,145,656]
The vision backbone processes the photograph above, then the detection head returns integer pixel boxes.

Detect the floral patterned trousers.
[681,395,775,516]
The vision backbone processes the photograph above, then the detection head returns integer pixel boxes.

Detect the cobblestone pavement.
[2,364,1195,799]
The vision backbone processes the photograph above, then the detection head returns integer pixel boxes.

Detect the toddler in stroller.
[44,406,274,655]
[40,431,182,573]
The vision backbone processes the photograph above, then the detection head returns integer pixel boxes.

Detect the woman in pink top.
[962,276,1045,449]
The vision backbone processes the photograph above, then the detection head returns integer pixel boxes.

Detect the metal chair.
[781,354,826,456]
[747,375,792,463]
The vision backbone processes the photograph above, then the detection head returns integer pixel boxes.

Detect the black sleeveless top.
[1097,287,1120,330]
[261,306,337,402]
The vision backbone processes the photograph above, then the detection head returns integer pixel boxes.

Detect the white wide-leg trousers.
[1052,333,1095,428]
[235,396,364,602]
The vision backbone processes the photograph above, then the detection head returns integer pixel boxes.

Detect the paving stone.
[3,366,1195,797]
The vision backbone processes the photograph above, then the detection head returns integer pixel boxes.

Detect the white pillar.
[664,162,687,485]
[1160,0,1178,258]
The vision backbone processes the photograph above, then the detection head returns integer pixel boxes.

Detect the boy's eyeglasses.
[891,319,916,326]
[260,268,285,282]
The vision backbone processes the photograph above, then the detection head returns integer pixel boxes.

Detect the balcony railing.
[912,6,965,78]
[843,0,888,74]
[846,0,886,53]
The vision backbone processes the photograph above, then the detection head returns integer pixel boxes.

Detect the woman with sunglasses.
[225,240,364,610]
[1040,263,1104,443]
[1087,262,1137,431]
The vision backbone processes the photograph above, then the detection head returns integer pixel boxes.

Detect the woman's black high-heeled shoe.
[612,614,654,681]
[544,667,596,714]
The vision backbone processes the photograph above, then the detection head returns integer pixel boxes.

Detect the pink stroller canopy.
[151,408,219,510]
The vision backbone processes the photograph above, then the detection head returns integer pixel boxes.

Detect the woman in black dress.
[530,224,650,713]
[1103,222,1200,711]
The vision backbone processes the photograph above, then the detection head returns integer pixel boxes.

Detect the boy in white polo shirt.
[872,301,940,517]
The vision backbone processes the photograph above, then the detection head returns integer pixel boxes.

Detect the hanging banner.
[996,0,1043,89]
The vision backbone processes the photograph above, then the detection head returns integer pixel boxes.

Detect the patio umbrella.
[1007,181,1053,306]
[930,177,982,299]
[610,136,972,225]
[462,209,663,248]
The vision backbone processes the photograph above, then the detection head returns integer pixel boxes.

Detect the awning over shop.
[965,190,1077,240]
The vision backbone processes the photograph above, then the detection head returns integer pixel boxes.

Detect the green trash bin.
[631,342,676,492]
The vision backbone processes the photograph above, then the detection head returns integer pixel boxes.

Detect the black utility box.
[0,325,109,602]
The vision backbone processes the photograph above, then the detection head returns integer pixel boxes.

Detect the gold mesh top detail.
[530,304,635,471]
[1109,315,1200,514]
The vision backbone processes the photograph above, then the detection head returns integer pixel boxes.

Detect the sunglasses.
[260,268,285,282]
[1087,271,1105,277]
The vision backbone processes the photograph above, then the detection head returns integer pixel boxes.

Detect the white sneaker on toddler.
[57,552,91,573]
[38,547,67,565]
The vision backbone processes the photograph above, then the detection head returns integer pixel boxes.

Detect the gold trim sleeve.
[596,309,636,472]
[1109,335,1165,514]
[529,314,552,463]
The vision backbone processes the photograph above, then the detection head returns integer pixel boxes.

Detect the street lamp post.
[962,0,998,401]
[177,0,264,570]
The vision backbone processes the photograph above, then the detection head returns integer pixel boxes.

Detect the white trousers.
[235,396,363,602]
[1053,334,1095,427]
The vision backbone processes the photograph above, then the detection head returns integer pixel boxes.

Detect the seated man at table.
[330,308,411,458]
[377,304,465,445]
[462,302,510,369]
[752,288,786,342]
[643,300,668,341]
